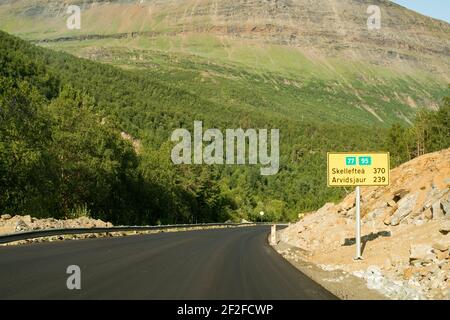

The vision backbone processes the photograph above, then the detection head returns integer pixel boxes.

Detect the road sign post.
[327,152,390,261]
[355,185,362,260]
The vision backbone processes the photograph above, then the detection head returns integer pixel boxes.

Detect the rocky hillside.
[278,148,450,299]
[0,214,113,235]
[3,0,449,79]
[3,1,450,65]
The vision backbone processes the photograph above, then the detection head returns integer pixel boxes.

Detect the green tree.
[47,87,140,222]
[0,77,54,216]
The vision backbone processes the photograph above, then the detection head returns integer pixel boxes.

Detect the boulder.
[390,193,418,226]
[440,221,450,235]
[441,262,450,271]
[1,214,12,220]
[14,220,29,232]
[432,238,450,252]
[424,208,433,220]
[409,244,435,263]
[383,214,392,225]
[22,215,32,224]
[365,207,386,221]
[339,195,355,212]
[381,206,397,225]
[441,195,450,215]
[365,265,385,291]
[393,189,409,201]
[423,188,449,210]
[367,265,382,276]
[435,250,449,261]
[403,267,420,280]
[344,207,355,218]
[431,201,444,219]
[387,200,397,208]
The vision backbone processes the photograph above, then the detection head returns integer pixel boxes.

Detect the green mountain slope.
[0,0,449,125]
[0,29,388,222]
[0,1,449,223]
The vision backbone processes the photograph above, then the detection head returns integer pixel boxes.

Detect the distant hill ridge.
[0,0,449,124]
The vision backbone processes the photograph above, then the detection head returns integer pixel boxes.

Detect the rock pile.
[0,214,113,235]
[278,148,450,299]
[402,230,450,299]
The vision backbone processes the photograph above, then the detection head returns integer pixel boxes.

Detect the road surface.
[0,226,337,299]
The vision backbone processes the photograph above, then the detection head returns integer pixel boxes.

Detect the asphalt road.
[0,226,337,299]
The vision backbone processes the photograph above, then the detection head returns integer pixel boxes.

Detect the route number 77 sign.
[327,151,390,260]
[327,152,390,187]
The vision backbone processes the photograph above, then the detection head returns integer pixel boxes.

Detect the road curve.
[0,226,337,299]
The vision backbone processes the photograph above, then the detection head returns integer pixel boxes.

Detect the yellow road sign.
[327,152,390,187]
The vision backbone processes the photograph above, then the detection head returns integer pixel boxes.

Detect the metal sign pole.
[355,186,362,260]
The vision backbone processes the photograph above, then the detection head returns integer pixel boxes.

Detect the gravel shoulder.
[271,239,387,300]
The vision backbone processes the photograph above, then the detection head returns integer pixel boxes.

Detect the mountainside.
[1,0,449,125]
[0,2,449,224]
[2,29,383,223]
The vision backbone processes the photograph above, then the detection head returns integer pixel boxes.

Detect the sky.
[391,0,450,23]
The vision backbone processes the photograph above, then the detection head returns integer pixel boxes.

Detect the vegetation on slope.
[0,30,448,224]
[2,0,448,126]
[387,90,450,166]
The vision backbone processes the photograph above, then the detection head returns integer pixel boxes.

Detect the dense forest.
[0,30,449,224]
[387,96,450,166]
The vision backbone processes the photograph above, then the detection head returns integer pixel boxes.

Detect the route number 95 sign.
[327,152,390,187]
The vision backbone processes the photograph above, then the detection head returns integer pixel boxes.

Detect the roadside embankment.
[273,148,450,300]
